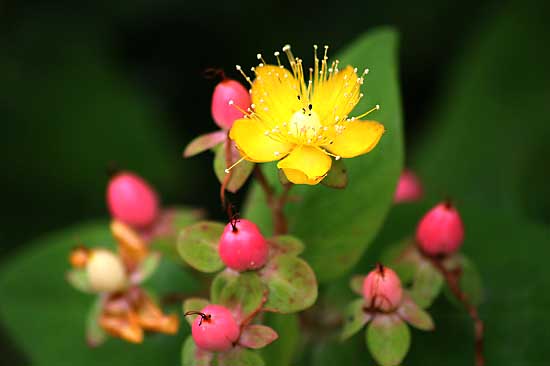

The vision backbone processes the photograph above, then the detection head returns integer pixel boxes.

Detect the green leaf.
[0,221,194,366]
[66,268,93,294]
[210,271,266,322]
[409,260,444,309]
[259,313,299,366]
[214,142,255,193]
[261,255,318,313]
[397,295,434,331]
[267,235,305,257]
[367,314,411,366]
[150,207,205,262]
[177,221,225,273]
[321,159,348,189]
[362,199,550,365]
[245,28,404,282]
[218,347,265,366]
[183,298,210,325]
[184,130,227,158]
[134,252,161,284]
[86,297,107,347]
[181,336,213,366]
[349,275,365,296]
[341,298,371,341]
[239,325,278,349]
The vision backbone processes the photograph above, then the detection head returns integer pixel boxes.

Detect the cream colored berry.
[86,249,128,293]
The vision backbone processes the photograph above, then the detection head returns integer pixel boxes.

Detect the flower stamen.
[224,156,247,173]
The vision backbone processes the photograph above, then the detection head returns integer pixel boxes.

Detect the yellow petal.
[229,118,293,162]
[251,65,300,127]
[326,120,385,158]
[312,66,361,125]
[277,145,332,185]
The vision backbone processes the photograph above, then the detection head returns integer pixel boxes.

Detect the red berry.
[416,201,464,256]
[394,169,423,203]
[218,219,268,272]
[362,264,403,312]
[191,305,240,352]
[107,172,159,228]
[211,79,251,129]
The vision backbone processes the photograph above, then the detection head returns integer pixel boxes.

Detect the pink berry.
[394,169,423,203]
[107,172,159,228]
[211,79,251,130]
[416,201,464,256]
[191,305,240,352]
[218,219,268,272]
[362,264,403,312]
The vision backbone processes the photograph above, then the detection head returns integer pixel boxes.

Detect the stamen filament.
[224,156,247,173]
[353,104,380,120]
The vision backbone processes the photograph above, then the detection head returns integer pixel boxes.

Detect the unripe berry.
[191,305,240,352]
[107,172,159,228]
[363,264,403,312]
[86,249,128,293]
[394,169,423,203]
[211,79,251,130]
[218,219,268,271]
[416,201,464,256]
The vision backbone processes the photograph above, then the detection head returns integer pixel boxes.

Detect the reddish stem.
[427,255,485,366]
[253,165,291,235]
[220,136,233,206]
[239,290,269,330]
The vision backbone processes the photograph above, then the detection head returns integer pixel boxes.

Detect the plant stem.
[239,289,269,330]
[429,257,485,366]
[220,136,233,205]
[253,165,291,235]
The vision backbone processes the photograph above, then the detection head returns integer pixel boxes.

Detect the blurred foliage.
[1,0,550,364]
[0,0,508,257]
[0,221,198,365]
[412,0,550,225]
[316,203,550,366]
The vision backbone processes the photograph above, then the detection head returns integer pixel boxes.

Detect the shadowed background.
[1,0,549,363]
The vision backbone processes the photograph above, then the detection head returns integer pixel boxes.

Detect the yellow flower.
[228,45,385,185]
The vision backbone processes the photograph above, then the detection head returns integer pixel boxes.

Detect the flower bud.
[394,169,423,203]
[211,79,251,129]
[107,171,159,228]
[191,305,240,352]
[69,246,90,268]
[86,249,128,293]
[416,201,464,256]
[218,219,268,272]
[362,264,403,312]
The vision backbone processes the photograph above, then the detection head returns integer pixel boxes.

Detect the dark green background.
[0,0,520,256]
[1,0,549,364]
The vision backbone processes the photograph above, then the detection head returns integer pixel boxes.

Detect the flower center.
[288,109,322,143]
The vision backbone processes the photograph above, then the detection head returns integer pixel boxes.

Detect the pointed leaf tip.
[341,298,371,341]
[184,130,227,157]
[239,324,279,349]
[398,294,435,331]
